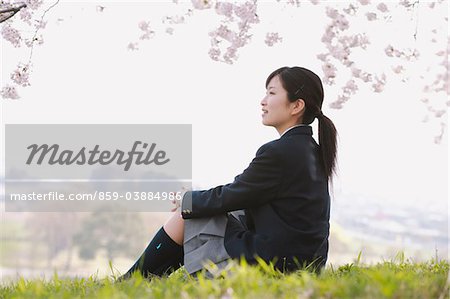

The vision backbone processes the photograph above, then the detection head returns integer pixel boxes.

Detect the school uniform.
[181,125,330,275]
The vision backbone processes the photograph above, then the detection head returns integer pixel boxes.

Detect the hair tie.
[316,110,324,118]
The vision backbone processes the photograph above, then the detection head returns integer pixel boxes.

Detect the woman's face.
[261,75,303,134]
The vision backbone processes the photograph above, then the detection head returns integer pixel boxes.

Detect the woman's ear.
[291,99,305,116]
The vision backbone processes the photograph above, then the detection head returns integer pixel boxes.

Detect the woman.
[120,66,338,279]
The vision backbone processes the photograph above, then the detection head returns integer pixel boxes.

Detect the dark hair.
[265,66,338,184]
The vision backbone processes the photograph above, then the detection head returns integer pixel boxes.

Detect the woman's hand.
[170,186,189,212]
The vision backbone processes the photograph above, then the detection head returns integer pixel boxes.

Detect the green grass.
[1,253,448,299]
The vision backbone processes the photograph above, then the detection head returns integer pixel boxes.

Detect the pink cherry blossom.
[264,32,282,47]
[138,21,151,31]
[350,67,361,77]
[191,0,212,10]
[138,21,155,40]
[326,7,338,19]
[127,42,139,51]
[330,94,349,109]
[19,7,32,25]
[233,1,259,24]
[366,12,377,21]
[322,62,337,84]
[317,53,328,61]
[385,45,395,57]
[398,0,416,8]
[11,63,31,87]
[223,46,237,64]
[24,34,44,47]
[349,34,370,49]
[434,123,445,144]
[343,80,358,95]
[35,20,47,30]
[343,4,358,15]
[359,72,372,83]
[372,74,386,92]
[335,15,349,31]
[358,0,370,5]
[162,15,186,25]
[1,85,19,99]
[1,23,21,47]
[214,24,235,42]
[215,2,233,17]
[205,1,259,64]
[27,0,44,10]
[392,65,404,74]
[434,110,446,118]
[329,46,349,61]
[321,25,335,44]
[385,44,420,61]
[166,27,174,35]
[208,47,221,61]
[376,3,388,13]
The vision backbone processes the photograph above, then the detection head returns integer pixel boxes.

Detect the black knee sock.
[120,226,184,279]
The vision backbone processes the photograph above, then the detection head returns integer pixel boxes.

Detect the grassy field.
[1,253,448,299]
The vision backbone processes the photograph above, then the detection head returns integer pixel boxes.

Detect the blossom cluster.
[1,0,46,98]
[208,0,259,64]
[264,32,282,47]
[2,0,448,143]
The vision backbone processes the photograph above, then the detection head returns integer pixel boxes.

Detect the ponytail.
[317,113,338,185]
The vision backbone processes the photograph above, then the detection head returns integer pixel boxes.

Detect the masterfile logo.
[4,124,192,212]
[25,141,170,171]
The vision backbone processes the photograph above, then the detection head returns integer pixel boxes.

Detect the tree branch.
[0,3,27,23]
[28,0,60,63]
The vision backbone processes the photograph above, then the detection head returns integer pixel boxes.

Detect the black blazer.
[181,125,330,272]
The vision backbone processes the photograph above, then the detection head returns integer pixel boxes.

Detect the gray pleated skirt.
[183,210,245,275]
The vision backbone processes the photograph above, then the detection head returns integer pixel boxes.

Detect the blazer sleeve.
[181,142,283,219]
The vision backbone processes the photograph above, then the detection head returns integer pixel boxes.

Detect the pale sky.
[1,1,448,214]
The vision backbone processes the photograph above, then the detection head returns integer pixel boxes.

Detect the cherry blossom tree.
[1,0,448,142]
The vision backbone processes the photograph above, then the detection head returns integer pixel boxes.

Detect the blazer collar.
[280,125,312,139]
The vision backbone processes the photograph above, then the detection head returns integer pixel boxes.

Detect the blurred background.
[1,0,448,281]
